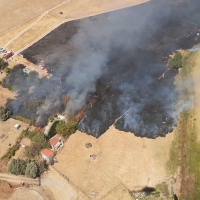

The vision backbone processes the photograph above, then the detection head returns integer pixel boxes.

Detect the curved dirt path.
[0,173,39,185]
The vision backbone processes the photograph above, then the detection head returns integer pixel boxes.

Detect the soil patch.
[0,180,14,199]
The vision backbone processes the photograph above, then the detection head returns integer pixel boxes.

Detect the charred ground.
[5,0,200,138]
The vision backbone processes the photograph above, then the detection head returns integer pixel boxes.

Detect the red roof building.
[49,134,63,151]
[41,148,54,164]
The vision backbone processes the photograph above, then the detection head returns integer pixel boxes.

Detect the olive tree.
[8,159,27,175]
[25,162,38,178]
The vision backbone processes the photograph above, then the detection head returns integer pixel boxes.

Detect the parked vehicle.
[3,51,13,60]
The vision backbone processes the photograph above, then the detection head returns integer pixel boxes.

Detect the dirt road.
[0,173,39,185]
[0,167,88,200]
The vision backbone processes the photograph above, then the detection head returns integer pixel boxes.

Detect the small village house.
[41,148,54,164]
[49,134,63,151]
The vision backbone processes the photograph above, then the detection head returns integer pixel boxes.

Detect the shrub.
[0,58,8,70]
[4,67,11,73]
[7,85,12,91]
[0,106,11,121]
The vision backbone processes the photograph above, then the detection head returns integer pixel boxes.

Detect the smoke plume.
[5,0,200,138]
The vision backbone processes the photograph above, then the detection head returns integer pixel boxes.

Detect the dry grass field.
[54,126,174,199]
[0,0,66,35]
[192,51,200,141]
[0,119,27,158]
[0,86,16,107]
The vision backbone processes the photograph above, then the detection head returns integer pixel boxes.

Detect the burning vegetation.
[3,0,200,138]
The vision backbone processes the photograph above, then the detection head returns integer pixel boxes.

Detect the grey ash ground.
[5,0,200,138]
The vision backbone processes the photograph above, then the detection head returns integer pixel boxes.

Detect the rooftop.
[41,148,54,157]
[49,134,61,146]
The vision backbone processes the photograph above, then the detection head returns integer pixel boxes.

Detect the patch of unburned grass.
[156,183,170,198]
[167,50,200,199]
[167,131,179,174]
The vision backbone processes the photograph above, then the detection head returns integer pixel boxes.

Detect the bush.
[7,85,12,91]
[4,67,11,73]
[25,162,38,178]
[0,58,8,70]
[0,106,11,121]
[168,52,183,68]
[8,159,28,175]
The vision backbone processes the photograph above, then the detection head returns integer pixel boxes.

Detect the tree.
[55,120,77,138]
[32,133,50,149]
[8,159,28,175]
[0,58,8,70]
[168,52,183,68]
[0,106,11,121]
[35,160,48,176]
[25,162,38,178]
[25,143,41,158]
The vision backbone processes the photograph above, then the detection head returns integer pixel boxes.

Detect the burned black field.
[5,0,200,138]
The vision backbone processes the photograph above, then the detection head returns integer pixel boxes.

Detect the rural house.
[49,134,63,151]
[41,148,54,164]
